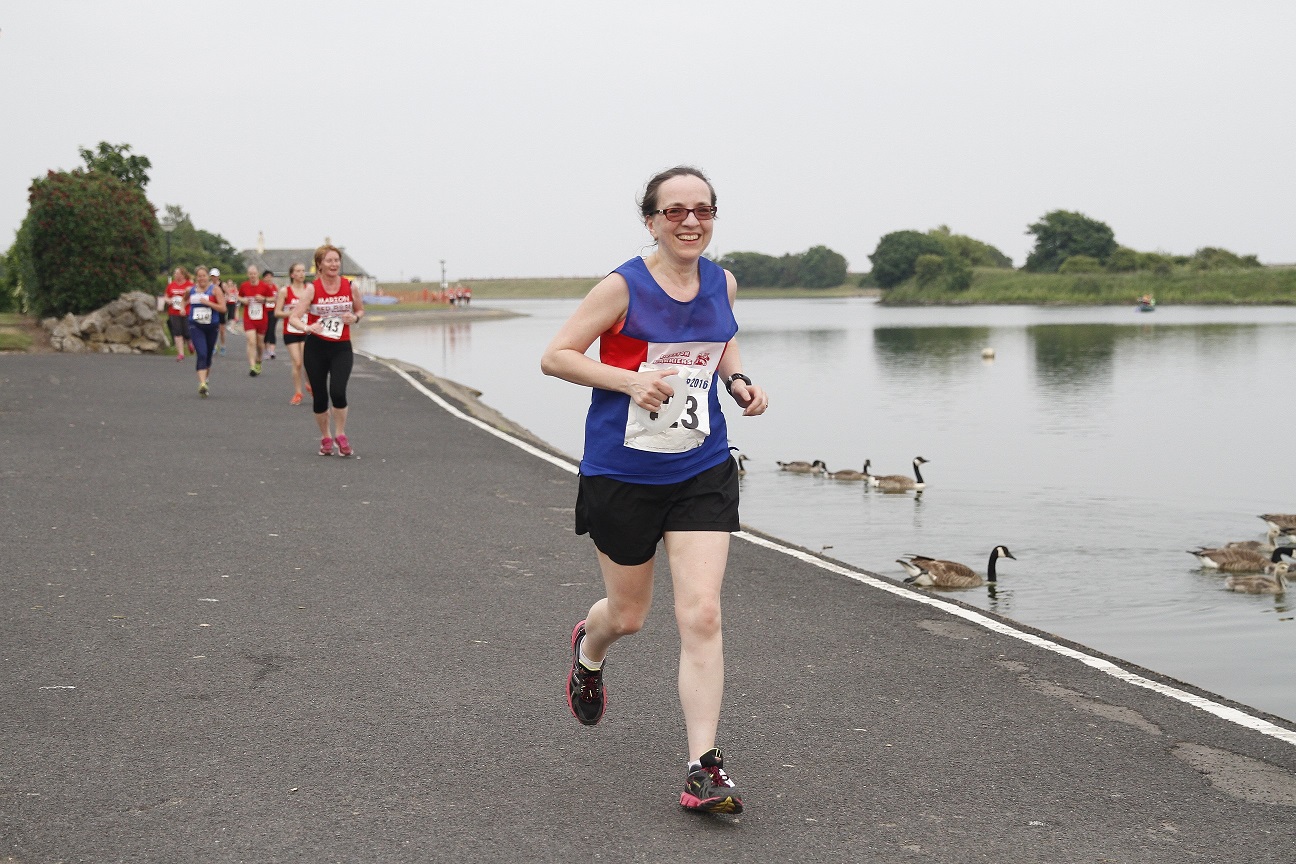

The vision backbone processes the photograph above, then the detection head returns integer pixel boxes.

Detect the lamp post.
[160,214,177,276]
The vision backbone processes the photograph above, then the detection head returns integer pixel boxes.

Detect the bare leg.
[289,342,305,396]
[332,406,349,439]
[313,410,331,438]
[664,530,731,761]
[244,328,258,370]
[580,550,656,663]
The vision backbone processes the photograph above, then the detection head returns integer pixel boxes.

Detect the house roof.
[238,247,375,279]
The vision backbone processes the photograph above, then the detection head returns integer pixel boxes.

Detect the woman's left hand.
[730,380,768,416]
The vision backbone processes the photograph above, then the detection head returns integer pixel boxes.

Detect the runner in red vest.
[286,245,365,456]
[238,264,275,376]
[163,267,193,361]
[276,262,311,405]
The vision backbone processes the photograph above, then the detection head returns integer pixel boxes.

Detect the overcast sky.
[3,1,1294,281]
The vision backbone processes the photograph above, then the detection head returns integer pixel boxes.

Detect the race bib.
[248,301,264,321]
[170,295,183,311]
[623,364,713,453]
[318,317,345,340]
[191,306,212,325]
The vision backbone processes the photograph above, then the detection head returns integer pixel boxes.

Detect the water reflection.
[1028,324,1120,391]
[873,326,992,373]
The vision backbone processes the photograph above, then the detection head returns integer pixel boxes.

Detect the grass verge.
[881,268,1296,306]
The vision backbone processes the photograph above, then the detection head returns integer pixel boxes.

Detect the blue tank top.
[187,285,217,325]
[579,256,738,484]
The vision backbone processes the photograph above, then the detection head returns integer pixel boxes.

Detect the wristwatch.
[724,372,752,394]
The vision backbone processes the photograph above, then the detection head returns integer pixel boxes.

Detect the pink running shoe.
[319,436,334,456]
[336,434,353,457]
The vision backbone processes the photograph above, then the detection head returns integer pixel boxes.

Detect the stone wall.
[41,292,169,354]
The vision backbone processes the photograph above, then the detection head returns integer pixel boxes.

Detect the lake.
[355,298,1296,722]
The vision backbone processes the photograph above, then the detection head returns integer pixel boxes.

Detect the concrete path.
[3,347,1296,863]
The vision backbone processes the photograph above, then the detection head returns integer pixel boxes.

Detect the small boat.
[1136,295,1156,312]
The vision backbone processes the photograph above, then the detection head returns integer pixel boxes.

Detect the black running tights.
[303,336,353,414]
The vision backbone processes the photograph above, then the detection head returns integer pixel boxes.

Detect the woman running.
[186,266,228,397]
[287,244,365,455]
[277,262,311,405]
[540,165,768,814]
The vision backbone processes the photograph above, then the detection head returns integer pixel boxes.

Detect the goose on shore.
[729,447,748,476]
[1188,545,1295,574]
[1224,570,1288,595]
[777,459,827,475]
[826,460,872,481]
[897,545,1016,589]
[870,456,929,492]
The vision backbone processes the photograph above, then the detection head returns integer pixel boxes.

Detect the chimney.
[256,231,265,255]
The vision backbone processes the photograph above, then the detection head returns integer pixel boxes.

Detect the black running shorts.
[167,315,188,339]
[575,456,740,566]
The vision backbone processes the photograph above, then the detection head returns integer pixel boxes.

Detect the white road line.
[372,352,1296,749]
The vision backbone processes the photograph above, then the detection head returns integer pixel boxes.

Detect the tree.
[154,204,244,278]
[79,142,151,190]
[867,230,949,287]
[1024,210,1116,272]
[798,245,848,288]
[928,225,1013,268]
[716,251,783,287]
[12,167,157,317]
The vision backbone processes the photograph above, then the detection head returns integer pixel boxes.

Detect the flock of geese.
[771,455,931,492]
[762,451,1017,588]
[752,450,1296,598]
[1187,514,1296,595]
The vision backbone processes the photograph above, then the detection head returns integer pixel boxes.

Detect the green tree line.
[715,245,848,289]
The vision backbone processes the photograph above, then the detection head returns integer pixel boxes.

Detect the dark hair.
[262,269,274,278]
[638,165,716,219]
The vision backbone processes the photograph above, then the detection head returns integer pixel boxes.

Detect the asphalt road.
[3,345,1296,863]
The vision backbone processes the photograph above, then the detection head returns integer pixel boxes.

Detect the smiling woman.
[539,165,769,815]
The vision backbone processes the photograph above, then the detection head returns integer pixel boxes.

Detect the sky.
[3,1,1294,281]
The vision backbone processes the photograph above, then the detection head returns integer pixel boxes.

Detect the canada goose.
[1219,540,1275,554]
[826,460,872,481]
[1188,545,1295,574]
[1259,514,1296,540]
[1224,570,1288,595]
[870,456,929,492]
[777,459,827,475]
[729,447,748,476]
[897,545,1016,589]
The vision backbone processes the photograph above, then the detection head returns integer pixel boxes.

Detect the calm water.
[356,298,1296,721]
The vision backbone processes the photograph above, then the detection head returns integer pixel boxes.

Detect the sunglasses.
[651,206,717,222]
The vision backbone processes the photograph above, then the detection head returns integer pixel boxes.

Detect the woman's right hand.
[627,367,679,411]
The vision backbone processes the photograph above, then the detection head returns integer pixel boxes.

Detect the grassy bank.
[881,267,1296,306]
[0,313,34,351]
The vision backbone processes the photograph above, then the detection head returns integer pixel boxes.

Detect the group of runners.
[161,244,364,457]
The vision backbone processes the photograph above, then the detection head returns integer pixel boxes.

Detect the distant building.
[239,232,378,294]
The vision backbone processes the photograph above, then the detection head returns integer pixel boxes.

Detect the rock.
[113,311,139,328]
[42,317,58,332]
[61,335,87,353]
[107,343,133,354]
[105,299,130,316]
[103,324,132,344]
[132,299,157,321]
[130,338,161,352]
[141,322,167,342]
[79,310,109,335]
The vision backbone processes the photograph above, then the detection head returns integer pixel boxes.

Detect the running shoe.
[566,620,605,726]
[255,363,262,375]
[319,437,334,456]
[681,749,743,814]
[198,382,209,398]
[219,346,225,356]
[175,354,184,362]
[290,392,303,405]
[249,367,258,377]
[336,434,353,457]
